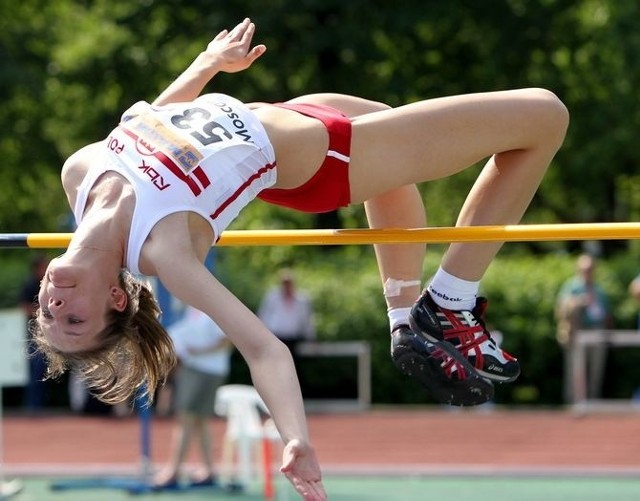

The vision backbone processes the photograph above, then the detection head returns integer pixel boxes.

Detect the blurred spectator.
[629,273,640,329]
[258,268,316,358]
[555,253,613,403]
[153,306,231,490]
[629,273,640,405]
[19,253,49,411]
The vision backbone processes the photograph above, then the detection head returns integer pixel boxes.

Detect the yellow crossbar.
[1,222,639,249]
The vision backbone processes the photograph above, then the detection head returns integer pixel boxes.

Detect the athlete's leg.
[285,94,494,405]
[347,88,567,387]
[364,185,425,311]
[348,87,569,282]
[400,91,566,382]
[286,94,426,312]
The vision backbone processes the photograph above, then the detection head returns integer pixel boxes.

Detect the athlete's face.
[37,255,126,353]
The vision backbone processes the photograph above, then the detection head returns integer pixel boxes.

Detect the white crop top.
[73,93,277,274]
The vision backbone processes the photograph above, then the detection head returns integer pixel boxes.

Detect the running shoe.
[391,325,494,406]
[188,476,219,488]
[410,291,520,382]
[150,478,181,492]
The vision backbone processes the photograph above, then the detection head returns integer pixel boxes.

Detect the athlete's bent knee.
[524,88,570,146]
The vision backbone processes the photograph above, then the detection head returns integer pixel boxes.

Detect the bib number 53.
[170,107,232,146]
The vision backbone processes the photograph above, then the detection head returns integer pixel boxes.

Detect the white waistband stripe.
[327,150,350,163]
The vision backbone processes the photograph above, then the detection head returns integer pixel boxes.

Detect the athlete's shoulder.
[61,142,104,203]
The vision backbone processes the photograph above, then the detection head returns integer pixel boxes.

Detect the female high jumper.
[33,18,568,500]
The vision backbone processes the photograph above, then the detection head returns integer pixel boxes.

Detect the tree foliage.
[2,0,639,236]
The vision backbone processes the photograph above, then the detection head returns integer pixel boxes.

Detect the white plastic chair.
[214,384,281,493]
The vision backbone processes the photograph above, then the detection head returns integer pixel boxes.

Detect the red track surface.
[3,409,640,473]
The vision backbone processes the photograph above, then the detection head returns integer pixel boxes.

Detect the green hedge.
[3,245,638,407]
[0,250,59,309]
[0,252,35,308]
[219,245,640,406]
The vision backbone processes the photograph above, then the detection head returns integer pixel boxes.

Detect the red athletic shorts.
[257,103,352,213]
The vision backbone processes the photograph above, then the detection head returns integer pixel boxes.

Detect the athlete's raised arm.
[153,18,267,106]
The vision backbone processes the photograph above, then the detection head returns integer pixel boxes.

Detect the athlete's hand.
[152,18,265,106]
[204,18,266,73]
[280,439,327,500]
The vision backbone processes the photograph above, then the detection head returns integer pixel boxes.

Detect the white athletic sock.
[427,267,479,311]
[388,307,412,332]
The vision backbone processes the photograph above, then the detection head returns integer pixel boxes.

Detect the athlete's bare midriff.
[250,104,329,190]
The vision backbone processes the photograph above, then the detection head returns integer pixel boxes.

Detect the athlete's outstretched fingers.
[213,29,228,41]
[239,20,256,46]
[287,477,327,501]
[283,474,327,501]
[227,18,250,40]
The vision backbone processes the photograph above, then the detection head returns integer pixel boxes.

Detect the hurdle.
[1,222,640,249]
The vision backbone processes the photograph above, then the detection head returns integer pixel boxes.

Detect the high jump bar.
[1,223,639,249]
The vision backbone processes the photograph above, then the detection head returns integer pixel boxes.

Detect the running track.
[2,409,640,476]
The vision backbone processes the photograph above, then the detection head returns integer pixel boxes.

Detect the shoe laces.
[473,299,518,363]
[432,346,456,370]
[471,297,496,348]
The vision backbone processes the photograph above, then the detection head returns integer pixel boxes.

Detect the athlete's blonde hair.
[31,270,176,404]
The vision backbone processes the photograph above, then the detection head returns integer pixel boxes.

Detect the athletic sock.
[388,307,412,332]
[427,267,479,311]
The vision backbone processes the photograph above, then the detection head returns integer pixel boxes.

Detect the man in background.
[258,268,316,358]
[556,253,613,403]
[153,306,231,490]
